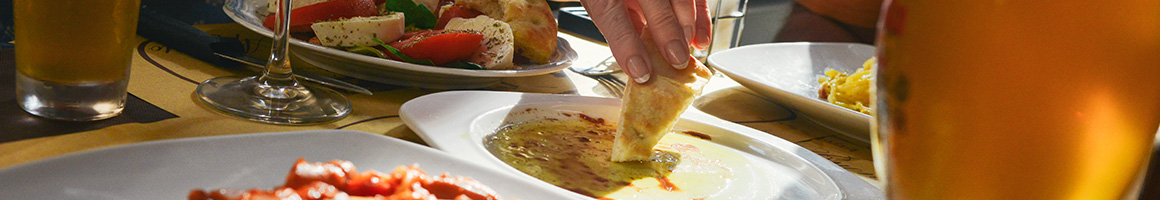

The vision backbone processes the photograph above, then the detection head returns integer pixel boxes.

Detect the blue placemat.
[0,0,236,49]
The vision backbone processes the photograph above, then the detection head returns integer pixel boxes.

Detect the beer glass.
[874,0,1160,199]
[14,0,140,121]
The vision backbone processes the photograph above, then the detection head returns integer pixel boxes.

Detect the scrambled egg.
[818,57,875,114]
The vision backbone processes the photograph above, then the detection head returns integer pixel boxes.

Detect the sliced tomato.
[434,5,484,29]
[263,0,379,33]
[389,30,484,65]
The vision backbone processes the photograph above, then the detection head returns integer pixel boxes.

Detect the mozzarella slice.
[311,12,406,47]
[444,16,515,69]
[437,4,452,16]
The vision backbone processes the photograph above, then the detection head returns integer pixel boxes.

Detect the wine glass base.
[196,76,352,125]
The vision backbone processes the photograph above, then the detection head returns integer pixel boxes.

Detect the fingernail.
[696,26,711,49]
[626,56,651,83]
[634,73,651,83]
[665,41,689,69]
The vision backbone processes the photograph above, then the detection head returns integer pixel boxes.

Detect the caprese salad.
[262,0,557,70]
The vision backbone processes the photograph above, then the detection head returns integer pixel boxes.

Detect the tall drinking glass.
[692,0,747,63]
[15,0,140,121]
[195,0,351,124]
[873,0,1160,199]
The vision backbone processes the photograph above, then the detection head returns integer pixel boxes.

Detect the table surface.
[0,23,878,181]
[8,14,1160,199]
[11,0,1160,198]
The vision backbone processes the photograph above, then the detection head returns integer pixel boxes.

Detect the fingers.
[694,0,712,49]
[624,0,647,32]
[581,0,652,83]
[638,0,690,69]
[668,0,696,43]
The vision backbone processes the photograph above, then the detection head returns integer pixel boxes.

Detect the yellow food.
[817,57,875,114]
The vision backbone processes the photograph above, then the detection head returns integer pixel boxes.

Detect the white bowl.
[399,91,883,199]
[708,42,876,143]
[0,130,578,199]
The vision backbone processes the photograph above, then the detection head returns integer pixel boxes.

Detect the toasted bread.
[611,30,713,162]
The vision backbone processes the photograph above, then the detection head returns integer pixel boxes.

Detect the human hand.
[580,0,711,83]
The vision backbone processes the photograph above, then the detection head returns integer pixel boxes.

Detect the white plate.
[223,0,578,89]
[399,91,883,199]
[708,42,876,143]
[0,130,577,199]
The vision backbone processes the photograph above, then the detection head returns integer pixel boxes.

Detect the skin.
[580,0,712,83]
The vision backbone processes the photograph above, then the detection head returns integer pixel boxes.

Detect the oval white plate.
[399,91,883,199]
[223,0,578,89]
[0,130,577,199]
[708,42,875,143]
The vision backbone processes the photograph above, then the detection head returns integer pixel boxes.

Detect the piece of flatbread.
[610,30,713,162]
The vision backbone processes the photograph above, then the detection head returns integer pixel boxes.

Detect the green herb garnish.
[381,0,437,29]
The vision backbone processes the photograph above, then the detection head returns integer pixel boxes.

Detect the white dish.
[399,91,883,199]
[0,130,577,199]
[708,42,876,143]
[223,0,578,89]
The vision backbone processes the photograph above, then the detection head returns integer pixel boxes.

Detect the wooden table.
[0,22,880,184]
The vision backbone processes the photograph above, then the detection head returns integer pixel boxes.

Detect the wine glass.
[195,0,351,124]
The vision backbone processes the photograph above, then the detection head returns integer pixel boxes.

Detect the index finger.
[582,0,654,83]
[638,0,691,69]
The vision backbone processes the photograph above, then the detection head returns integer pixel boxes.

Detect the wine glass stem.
[258,0,299,98]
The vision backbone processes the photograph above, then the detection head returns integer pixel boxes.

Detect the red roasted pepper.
[263,0,379,33]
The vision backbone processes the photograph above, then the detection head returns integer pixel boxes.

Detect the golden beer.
[874,0,1160,199]
[15,0,139,84]
[14,0,140,121]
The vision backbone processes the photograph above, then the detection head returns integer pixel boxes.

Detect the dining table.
[2,1,1160,199]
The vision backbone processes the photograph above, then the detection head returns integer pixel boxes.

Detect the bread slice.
[610,30,713,162]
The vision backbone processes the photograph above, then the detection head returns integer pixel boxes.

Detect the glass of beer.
[873,0,1160,199]
[14,0,141,121]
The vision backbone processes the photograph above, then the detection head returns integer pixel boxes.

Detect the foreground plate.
[399,91,883,199]
[223,0,578,89]
[0,130,576,199]
[708,42,876,143]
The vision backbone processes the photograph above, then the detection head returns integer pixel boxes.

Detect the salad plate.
[0,130,577,199]
[399,91,883,199]
[707,42,876,143]
[223,0,578,89]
